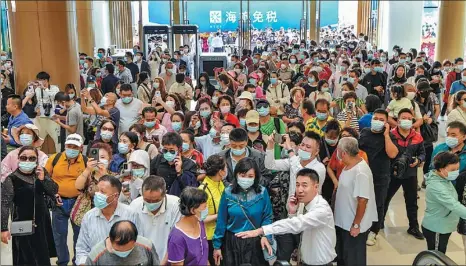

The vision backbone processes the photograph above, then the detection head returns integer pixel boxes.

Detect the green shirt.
[260,117,286,159]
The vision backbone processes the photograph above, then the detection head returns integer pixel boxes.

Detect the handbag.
[391,138,413,180]
[420,122,438,143]
[11,179,36,236]
[70,181,93,226]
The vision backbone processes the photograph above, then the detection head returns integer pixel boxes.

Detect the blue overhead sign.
[148,1,339,32]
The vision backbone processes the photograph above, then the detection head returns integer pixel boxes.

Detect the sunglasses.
[19,156,37,162]
[162,149,177,155]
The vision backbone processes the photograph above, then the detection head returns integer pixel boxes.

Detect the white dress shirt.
[130,195,182,260]
[75,203,140,265]
[263,195,337,265]
[334,160,378,233]
[264,149,326,197]
[211,36,224,48]
[355,83,368,102]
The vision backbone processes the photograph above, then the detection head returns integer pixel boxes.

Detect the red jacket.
[444,71,461,103]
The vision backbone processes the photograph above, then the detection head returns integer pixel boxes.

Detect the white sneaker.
[366,231,377,246]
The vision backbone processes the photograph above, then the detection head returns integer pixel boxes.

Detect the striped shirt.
[75,203,140,265]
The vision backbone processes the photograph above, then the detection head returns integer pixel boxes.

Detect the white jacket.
[266,81,290,115]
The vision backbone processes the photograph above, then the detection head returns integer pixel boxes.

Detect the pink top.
[255,86,265,99]
[1,148,49,182]
[162,112,173,132]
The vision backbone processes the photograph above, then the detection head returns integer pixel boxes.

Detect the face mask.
[257,107,270,117]
[364,68,371,74]
[237,177,254,190]
[249,79,257,86]
[101,130,114,141]
[166,101,175,108]
[347,77,355,83]
[122,97,133,104]
[298,149,312,160]
[446,170,460,181]
[94,192,110,209]
[325,138,338,146]
[163,150,177,162]
[462,75,466,82]
[380,57,387,62]
[118,143,130,154]
[290,59,297,64]
[18,161,37,173]
[145,200,163,212]
[280,64,287,70]
[143,121,156,128]
[231,147,245,156]
[234,69,242,74]
[199,208,209,221]
[199,109,211,118]
[371,120,385,132]
[457,65,464,71]
[100,97,107,107]
[316,112,328,121]
[194,121,201,130]
[171,122,182,132]
[167,68,175,74]
[446,136,459,148]
[66,92,75,99]
[212,96,219,105]
[308,77,315,83]
[367,54,373,60]
[321,87,330,93]
[407,91,416,100]
[247,125,259,133]
[200,81,207,87]
[220,134,230,146]
[399,59,406,64]
[65,148,80,159]
[116,88,120,95]
[182,142,190,152]
[134,55,141,62]
[220,106,230,114]
[240,119,247,127]
[152,82,160,89]
[0,56,7,61]
[339,66,346,72]
[270,78,277,84]
[399,119,413,130]
[252,58,258,64]
[209,128,217,138]
[20,134,33,146]
[132,168,145,178]
[84,63,89,69]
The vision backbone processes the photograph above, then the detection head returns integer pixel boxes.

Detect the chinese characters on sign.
[209,10,278,24]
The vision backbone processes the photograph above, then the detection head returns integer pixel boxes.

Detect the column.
[173,0,181,48]
[8,1,80,94]
[109,1,133,48]
[92,1,111,50]
[378,1,423,53]
[76,1,94,55]
[309,0,317,41]
[435,1,466,62]
[357,0,371,36]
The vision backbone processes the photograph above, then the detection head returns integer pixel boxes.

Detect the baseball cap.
[65,134,83,147]
[245,110,260,124]
[87,75,96,82]
[238,91,254,102]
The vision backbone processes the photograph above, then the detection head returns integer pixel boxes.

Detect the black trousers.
[208,240,215,266]
[422,226,452,254]
[275,233,300,262]
[441,102,448,116]
[384,175,419,228]
[370,174,390,234]
[336,226,369,266]
[423,145,433,175]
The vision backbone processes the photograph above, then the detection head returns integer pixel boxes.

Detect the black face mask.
[420,91,430,99]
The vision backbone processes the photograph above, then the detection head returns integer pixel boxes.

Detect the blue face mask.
[364,68,371,74]
[182,142,190,152]
[399,119,413,130]
[94,192,110,209]
[220,134,230,146]
[298,149,312,160]
[240,119,247,127]
[144,121,155,128]
[118,143,130,154]
[200,110,211,118]
[199,207,209,221]
[231,147,246,156]
[171,122,182,132]
[446,137,459,148]
[145,200,163,212]
[132,168,145,178]
[194,121,201,129]
[69,93,76,99]
[308,77,315,83]
[65,148,80,159]
[316,112,328,121]
[374,66,383,73]
[257,107,270,117]
[447,170,460,181]
[252,58,258,64]
[247,125,259,132]
[367,54,373,60]
[270,78,277,85]
[325,138,338,146]
[18,162,37,173]
[237,177,254,190]
[209,128,217,138]
[347,77,355,83]
[399,59,406,64]
[371,120,385,132]
[101,130,113,141]
[113,248,134,258]
[249,79,257,86]
[380,57,387,62]
[79,59,85,65]
[163,150,177,162]
[20,134,33,146]
[122,97,133,104]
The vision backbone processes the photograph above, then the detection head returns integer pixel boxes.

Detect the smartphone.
[89,148,99,161]
[274,133,283,144]
[123,163,129,171]
[122,181,130,192]
[212,111,220,121]
[346,102,354,112]
[155,91,161,98]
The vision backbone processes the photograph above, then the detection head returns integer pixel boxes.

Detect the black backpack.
[267,171,291,222]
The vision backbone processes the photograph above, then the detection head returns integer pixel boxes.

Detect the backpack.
[267,171,291,222]
[108,153,127,174]
[50,152,88,175]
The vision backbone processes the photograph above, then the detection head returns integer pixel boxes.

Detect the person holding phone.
[1,146,59,265]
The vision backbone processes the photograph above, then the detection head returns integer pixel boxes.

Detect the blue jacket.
[7,111,33,146]
[213,185,273,249]
[358,113,373,131]
[431,143,466,172]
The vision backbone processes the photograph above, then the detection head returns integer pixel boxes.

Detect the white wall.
[92,1,111,49]
[379,1,423,55]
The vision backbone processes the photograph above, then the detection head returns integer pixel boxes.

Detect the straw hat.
[12,124,44,147]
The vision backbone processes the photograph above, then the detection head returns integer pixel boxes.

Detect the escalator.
[412,250,457,266]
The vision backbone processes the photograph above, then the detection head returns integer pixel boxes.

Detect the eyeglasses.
[162,149,177,155]
[101,126,115,132]
[19,156,37,162]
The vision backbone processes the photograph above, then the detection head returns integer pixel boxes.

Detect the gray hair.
[142,175,166,194]
[337,137,359,157]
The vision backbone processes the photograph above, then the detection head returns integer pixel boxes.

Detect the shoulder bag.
[11,179,36,236]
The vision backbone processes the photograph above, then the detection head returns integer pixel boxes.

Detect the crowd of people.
[1,26,466,266]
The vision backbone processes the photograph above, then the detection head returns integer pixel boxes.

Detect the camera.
[43,103,52,117]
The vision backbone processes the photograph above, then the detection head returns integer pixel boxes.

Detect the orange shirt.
[45,153,87,198]
[328,150,369,179]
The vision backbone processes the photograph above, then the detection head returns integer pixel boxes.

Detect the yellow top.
[45,153,86,198]
[305,116,334,136]
[199,176,225,240]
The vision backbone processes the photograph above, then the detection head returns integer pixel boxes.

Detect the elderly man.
[86,220,159,265]
[334,137,378,266]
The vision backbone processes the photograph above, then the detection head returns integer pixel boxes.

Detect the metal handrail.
[412,250,457,266]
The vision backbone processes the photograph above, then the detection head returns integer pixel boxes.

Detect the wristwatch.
[352,223,360,229]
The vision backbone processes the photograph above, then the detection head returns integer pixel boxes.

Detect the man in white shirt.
[329,60,350,98]
[236,168,336,266]
[211,32,224,52]
[130,175,181,265]
[349,69,368,102]
[115,84,143,133]
[334,137,378,266]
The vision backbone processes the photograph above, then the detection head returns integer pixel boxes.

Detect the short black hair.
[106,64,115,74]
[325,119,341,134]
[231,157,262,194]
[125,52,134,59]
[296,168,320,183]
[447,121,466,135]
[117,59,126,67]
[371,59,381,65]
[343,91,357,102]
[302,99,315,116]
[397,108,413,118]
[229,128,248,143]
[142,106,157,116]
[365,95,382,113]
[120,131,139,147]
[341,127,360,139]
[373,108,388,119]
[120,84,133,93]
[203,154,226,177]
[142,175,166,193]
[288,121,305,133]
[179,187,208,216]
[315,98,330,110]
[433,152,459,170]
[8,94,22,109]
[304,130,321,143]
[176,73,185,83]
[109,220,138,245]
[161,132,183,148]
[36,71,50,81]
[454,57,464,64]
[99,175,122,194]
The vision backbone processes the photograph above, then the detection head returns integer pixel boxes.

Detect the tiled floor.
[2,118,464,265]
